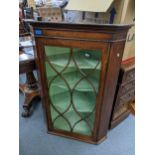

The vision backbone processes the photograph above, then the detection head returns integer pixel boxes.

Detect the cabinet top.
[24,19,132,33]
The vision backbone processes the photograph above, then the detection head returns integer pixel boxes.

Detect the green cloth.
[45,46,102,136]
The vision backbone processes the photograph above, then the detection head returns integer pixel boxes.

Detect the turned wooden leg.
[20,71,40,117]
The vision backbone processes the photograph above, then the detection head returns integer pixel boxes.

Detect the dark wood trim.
[97,41,126,139]
[25,19,132,33]
[93,43,111,141]
[33,35,127,43]
[47,130,106,145]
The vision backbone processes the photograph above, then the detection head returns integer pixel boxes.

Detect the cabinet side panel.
[97,41,126,139]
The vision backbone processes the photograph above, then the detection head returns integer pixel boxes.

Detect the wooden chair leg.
[20,71,40,117]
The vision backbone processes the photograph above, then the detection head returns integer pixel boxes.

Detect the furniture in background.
[19,17,28,35]
[21,0,28,7]
[22,7,34,19]
[27,21,131,144]
[20,6,34,34]
[38,7,63,22]
[19,36,40,117]
[129,100,135,115]
[109,57,135,129]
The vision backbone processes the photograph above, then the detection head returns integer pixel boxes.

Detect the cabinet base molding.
[47,130,107,144]
[110,110,130,129]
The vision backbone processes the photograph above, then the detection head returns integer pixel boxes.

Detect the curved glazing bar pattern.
[44,46,102,136]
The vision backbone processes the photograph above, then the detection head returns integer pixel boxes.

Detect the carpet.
[19,74,135,155]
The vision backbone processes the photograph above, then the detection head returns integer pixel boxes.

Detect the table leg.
[19,71,40,117]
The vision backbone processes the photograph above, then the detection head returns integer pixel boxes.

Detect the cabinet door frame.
[34,37,110,143]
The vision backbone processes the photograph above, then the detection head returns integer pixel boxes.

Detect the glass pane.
[44,46,102,136]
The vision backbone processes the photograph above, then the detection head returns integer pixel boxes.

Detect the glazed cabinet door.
[45,46,101,136]
[36,38,109,141]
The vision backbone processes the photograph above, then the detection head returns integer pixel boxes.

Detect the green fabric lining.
[45,46,102,136]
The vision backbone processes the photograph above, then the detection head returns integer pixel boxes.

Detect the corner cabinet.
[29,21,131,144]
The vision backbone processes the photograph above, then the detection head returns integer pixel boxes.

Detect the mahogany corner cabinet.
[28,21,131,144]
